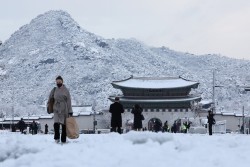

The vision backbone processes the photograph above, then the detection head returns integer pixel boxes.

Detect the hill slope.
[0,10,250,116]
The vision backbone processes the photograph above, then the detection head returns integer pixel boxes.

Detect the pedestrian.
[45,124,48,134]
[109,97,124,134]
[31,120,38,135]
[154,121,161,132]
[131,104,143,131]
[48,76,73,143]
[17,118,26,134]
[163,121,169,132]
[240,124,244,134]
[181,123,187,133]
[207,110,215,135]
[186,121,192,133]
[171,121,177,133]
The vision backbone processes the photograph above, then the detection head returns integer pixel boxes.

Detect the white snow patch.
[28,49,40,55]
[0,131,250,167]
[124,131,173,144]
[0,69,6,75]
[90,47,99,53]
[76,42,85,48]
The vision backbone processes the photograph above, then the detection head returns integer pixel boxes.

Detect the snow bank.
[124,131,173,144]
[0,132,249,167]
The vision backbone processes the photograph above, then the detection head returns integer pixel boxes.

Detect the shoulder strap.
[52,87,56,98]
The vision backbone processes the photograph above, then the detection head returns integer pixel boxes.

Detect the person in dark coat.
[154,121,162,132]
[240,124,244,134]
[171,121,177,133]
[131,104,143,131]
[163,121,169,132]
[17,118,26,134]
[45,124,48,134]
[31,120,38,135]
[109,97,124,134]
[207,110,215,135]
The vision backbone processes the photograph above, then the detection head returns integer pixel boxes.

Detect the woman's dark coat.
[131,107,143,129]
[109,102,124,127]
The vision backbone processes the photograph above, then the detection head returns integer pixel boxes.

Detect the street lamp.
[92,99,97,134]
[242,106,245,134]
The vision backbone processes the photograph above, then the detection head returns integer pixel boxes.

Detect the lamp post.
[11,87,15,132]
[1,111,4,129]
[243,106,245,134]
[212,69,215,111]
[92,99,97,134]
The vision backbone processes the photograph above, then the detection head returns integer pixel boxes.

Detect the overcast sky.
[1,0,250,59]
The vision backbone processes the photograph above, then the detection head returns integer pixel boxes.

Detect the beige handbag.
[66,117,79,139]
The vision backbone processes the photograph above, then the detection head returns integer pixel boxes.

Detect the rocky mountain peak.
[0,11,250,116]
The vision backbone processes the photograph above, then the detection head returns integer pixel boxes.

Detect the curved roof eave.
[111,82,199,90]
[109,96,202,103]
[111,76,200,89]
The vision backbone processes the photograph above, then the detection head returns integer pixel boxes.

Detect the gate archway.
[148,118,162,132]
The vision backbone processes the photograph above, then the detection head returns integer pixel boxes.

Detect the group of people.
[108,96,217,135]
[16,119,39,135]
[150,120,191,133]
[109,97,144,133]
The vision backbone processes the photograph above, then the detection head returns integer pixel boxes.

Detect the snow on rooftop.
[5,117,21,121]
[199,100,213,105]
[112,77,198,89]
[234,113,248,117]
[221,112,235,116]
[22,116,40,120]
[79,111,92,116]
[40,115,53,119]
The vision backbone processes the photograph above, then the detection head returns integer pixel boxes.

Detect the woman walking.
[48,76,73,143]
[131,104,143,131]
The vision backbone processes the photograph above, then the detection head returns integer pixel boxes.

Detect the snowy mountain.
[0,10,250,116]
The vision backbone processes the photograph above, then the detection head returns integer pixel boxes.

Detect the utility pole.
[243,106,245,134]
[212,69,215,112]
[93,110,96,133]
[92,99,97,134]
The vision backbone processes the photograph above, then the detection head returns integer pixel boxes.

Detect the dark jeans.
[111,127,122,134]
[54,123,66,142]
[209,124,213,135]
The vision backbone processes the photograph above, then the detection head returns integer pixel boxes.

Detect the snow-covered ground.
[0,131,249,167]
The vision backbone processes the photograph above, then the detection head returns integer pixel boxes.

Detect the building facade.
[109,76,202,130]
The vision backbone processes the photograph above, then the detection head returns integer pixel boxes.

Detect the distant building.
[0,105,107,133]
[109,76,202,130]
[109,76,201,109]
